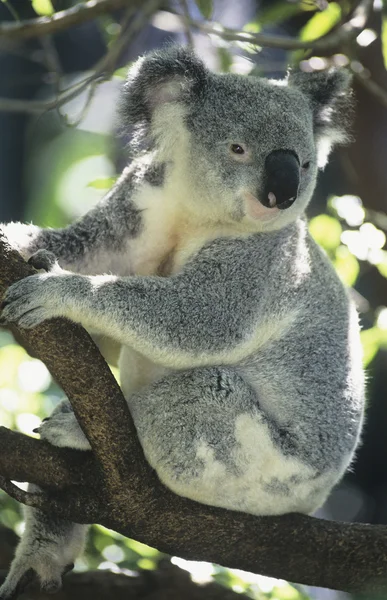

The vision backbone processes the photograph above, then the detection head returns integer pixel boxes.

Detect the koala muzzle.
[262,150,300,210]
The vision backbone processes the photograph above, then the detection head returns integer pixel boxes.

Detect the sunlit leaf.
[87,177,116,190]
[126,539,160,558]
[334,245,360,287]
[273,583,302,600]
[195,0,213,20]
[361,327,381,367]
[300,2,341,41]
[217,47,233,72]
[309,214,342,251]
[383,16,387,70]
[257,1,314,27]
[0,345,28,387]
[32,0,54,16]
[114,66,128,79]
[243,21,261,34]
[137,558,157,570]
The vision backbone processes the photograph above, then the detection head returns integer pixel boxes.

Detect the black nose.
[262,150,300,210]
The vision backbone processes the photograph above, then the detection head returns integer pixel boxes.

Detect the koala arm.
[0,168,141,275]
[1,245,265,369]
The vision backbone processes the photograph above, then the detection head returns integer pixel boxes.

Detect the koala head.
[120,46,352,232]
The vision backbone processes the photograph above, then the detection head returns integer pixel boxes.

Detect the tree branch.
[0,0,143,40]
[177,0,373,52]
[1,235,387,595]
[0,233,138,493]
[0,0,375,115]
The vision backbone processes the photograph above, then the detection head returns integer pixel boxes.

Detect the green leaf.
[32,0,54,16]
[257,1,313,27]
[87,177,116,190]
[334,245,359,287]
[360,327,381,367]
[309,214,342,251]
[300,2,341,42]
[195,0,213,20]
[243,21,261,34]
[114,66,128,79]
[382,15,387,71]
[217,47,233,72]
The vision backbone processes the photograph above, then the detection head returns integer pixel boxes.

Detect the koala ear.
[288,68,353,166]
[119,46,208,127]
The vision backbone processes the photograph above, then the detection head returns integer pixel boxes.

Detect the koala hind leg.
[128,366,322,516]
[34,398,91,450]
[0,401,89,599]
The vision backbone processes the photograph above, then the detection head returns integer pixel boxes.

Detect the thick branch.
[0,427,95,489]
[0,233,139,492]
[1,235,387,595]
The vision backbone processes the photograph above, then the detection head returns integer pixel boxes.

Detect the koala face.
[183,74,319,231]
[120,47,352,232]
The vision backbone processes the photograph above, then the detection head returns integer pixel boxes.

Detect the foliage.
[195,0,213,20]
[31,0,54,16]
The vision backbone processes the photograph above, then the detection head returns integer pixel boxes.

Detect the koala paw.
[1,269,77,329]
[0,550,74,600]
[28,249,58,272]
[35,402,91,451]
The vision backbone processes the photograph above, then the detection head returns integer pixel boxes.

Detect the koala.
[0,46,365,598]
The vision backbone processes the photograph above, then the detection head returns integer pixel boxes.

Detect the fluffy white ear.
[288,68,353,166]
[119,46,208,127]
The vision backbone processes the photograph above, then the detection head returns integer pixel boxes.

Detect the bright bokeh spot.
[18,359,51,393]
[330,195,365,227]
[0,345,28,387]
[0,388,20,412]
[58,155,115,219]
[359,223,386,250]
[172,557,214,584]
[341,223,386,261]
[102,544,125,563]
[357,28,377,47]
[98,561,119,571]
[16,413,41,435]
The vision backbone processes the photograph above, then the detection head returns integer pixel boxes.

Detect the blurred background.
[0,0,386,598]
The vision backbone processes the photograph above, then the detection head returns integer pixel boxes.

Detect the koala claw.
[0,558,72,600]
[0,273,63,328]
[28,249,58,272]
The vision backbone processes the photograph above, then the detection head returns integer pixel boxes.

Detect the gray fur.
[143,161,166,186]
[0,46,363,598]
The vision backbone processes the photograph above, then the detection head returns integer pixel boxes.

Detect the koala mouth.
[244,193,280,221]
[262,150,300,211]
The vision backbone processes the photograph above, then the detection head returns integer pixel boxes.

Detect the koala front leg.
[1,249,256,368]
[0,401,89,600]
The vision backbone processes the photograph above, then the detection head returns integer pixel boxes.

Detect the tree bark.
[0,233,387,596]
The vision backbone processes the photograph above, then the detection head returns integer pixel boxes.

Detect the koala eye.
[230,144,245,155]
[302,161,311,169]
